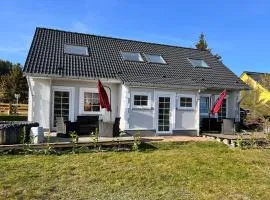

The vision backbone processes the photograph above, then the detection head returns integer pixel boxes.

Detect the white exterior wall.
[51,80,120,120]
[51,79,121,127]
[128,88,155,130]
[27,77,51,129]
[28,77,121,130]
[119,85,129,130]
[126,87,200,135]
[28,76,240,134]
[175,91,199,130]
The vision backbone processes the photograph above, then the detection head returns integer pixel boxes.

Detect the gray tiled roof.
[24,27,249,90]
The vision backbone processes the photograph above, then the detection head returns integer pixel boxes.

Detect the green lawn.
[1,142,270,200]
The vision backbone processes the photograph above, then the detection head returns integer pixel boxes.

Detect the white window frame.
[154,91,176,134]
[131,92,151,109]
[178,94,195,110]
[199,94,211,116]
[79,88,101,115]
[51,86,75,128]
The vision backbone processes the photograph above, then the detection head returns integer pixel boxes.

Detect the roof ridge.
[243,71,270,75]
[36,27,207,52]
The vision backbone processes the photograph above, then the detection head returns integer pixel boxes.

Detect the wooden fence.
[0,103,28,116]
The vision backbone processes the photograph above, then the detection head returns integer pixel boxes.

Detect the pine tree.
[195,33,208,50]
[195,33,222,61]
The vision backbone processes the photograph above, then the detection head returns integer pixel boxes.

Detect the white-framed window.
[131,92,151,109]
[178,94,195,110]
[64,44,89,56]
[79,88,100,114]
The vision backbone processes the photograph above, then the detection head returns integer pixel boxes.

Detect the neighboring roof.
[241,71,270,91]
[242,71,270,83]
[24,27,249,90]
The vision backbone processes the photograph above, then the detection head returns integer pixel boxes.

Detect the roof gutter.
[23,73,122,83]
[124,82,206,90]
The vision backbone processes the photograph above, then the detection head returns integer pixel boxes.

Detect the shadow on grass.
[139,142,158,152]
[151,141,190,150]
[139,141,191,152]
[139,141,228,152]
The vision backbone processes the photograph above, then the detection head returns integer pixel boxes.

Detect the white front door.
[155,93,175,134]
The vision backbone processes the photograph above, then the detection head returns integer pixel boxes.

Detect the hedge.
[0,115,28,121]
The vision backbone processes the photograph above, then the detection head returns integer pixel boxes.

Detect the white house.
[23,28,248,136]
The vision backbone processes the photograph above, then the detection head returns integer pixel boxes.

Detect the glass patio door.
[157,96,171,133]
[53,91,70,127]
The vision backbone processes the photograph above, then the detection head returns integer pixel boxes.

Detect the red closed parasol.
[211,89,227,115]
[97,80,111,112]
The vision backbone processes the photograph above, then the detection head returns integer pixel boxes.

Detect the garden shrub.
[0,115,27,121]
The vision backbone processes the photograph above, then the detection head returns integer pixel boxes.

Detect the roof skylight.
[145,54,166,64]
[121,51,144,62]
[64,44,89,56]
[188,58,209,68]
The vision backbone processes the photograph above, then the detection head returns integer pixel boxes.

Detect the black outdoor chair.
[56,117,79,137]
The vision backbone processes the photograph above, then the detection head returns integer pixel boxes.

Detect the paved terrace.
[0,132,210,151]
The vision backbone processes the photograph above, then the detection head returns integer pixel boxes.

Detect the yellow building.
[240,71,270,116]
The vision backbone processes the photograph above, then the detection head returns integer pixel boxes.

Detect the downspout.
[49,78,52,130]
[197,89,201,136]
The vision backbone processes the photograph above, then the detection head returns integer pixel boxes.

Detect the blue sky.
[0,0,269,75]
